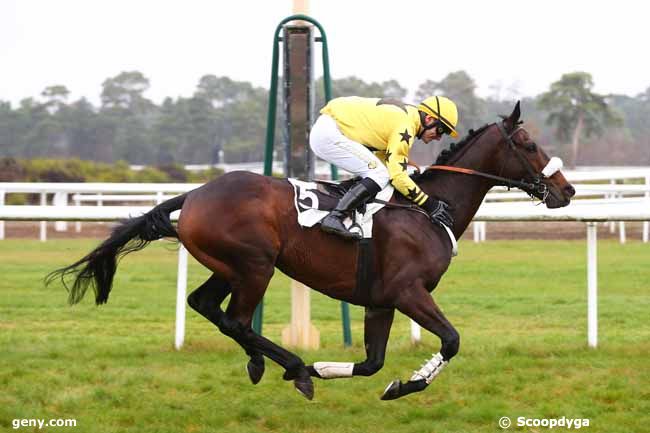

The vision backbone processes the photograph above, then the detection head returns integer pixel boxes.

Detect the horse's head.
[423,101,575,209]
[491,101,574,208]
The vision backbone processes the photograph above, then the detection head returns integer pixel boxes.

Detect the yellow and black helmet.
[417,96,459,138]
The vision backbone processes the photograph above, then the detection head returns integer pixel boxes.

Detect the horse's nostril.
[565,185,576,197]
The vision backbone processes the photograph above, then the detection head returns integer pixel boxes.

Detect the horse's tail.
[46,193,188,305]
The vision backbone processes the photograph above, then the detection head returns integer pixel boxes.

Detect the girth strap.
[354,239,375,306]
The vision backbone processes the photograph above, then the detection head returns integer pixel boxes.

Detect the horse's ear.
[504,100,521,131]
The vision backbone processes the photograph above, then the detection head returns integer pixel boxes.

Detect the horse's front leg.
[381,287,460,401]
[306,307,394,379]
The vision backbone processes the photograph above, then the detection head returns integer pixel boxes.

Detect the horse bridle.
[428,121,550,203]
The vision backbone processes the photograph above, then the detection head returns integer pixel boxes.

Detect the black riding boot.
[320,178,381,240]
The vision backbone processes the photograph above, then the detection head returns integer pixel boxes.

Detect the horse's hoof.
[380,379,402,400]
[246,359,265,385]
[294,376,314,400]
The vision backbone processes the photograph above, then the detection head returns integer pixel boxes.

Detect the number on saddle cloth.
[294,181,336,212]
[297,178,372,214]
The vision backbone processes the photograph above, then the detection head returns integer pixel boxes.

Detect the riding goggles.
[435,121,452,136]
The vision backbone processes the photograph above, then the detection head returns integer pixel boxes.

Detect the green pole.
[257,15,351,346]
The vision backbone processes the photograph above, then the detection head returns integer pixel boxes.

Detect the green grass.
[1,238,649,433]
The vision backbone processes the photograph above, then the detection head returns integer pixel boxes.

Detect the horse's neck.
[421,172,493,239]
[418,148,498,240]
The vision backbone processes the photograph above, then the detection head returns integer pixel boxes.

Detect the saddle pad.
[288,178,394,239]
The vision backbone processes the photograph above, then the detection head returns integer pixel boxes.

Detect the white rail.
[2,180,650,240]
[0,183,195,241]
[71,194,176,202]
[475,200,650,221]
[486,184,650,201]
[0,182,201,193]
[476,178,650,243]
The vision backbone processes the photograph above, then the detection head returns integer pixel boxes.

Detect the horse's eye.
[525,143,537,153]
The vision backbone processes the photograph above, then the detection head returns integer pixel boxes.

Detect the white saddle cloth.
[287,178,458,256]
[288,178,394,239]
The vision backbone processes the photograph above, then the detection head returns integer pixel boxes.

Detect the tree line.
[1,70,649,168]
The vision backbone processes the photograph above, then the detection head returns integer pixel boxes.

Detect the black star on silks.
[385,149,393,162]
[407,187,419,200]
[399,158,409,171]
[399,129,412,144]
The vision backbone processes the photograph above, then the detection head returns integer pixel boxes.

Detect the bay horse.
[48,102,575,401]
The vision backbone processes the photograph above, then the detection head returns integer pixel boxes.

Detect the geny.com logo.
[12,418,77,430]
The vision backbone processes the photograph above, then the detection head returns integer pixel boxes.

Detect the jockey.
[309,95,459,240]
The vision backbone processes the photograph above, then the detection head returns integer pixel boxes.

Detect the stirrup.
[320,214,362,240]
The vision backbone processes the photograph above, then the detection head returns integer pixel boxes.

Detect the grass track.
[1,238,649,432]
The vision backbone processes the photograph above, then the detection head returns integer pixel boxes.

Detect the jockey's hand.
[422,199,454,228]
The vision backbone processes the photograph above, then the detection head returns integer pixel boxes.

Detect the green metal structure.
[253,14,351,347]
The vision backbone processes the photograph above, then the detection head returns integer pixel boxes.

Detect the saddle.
[287,178,394,239]
[307,177,377,214]
[314,177,358,198]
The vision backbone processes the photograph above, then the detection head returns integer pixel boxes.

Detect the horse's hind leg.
[224,278,315,400]
[306,307,394,380]
[187,274,265,384]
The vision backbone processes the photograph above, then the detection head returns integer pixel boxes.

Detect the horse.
[48,101,575,401]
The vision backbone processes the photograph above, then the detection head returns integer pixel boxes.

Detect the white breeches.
[309,114,390,188]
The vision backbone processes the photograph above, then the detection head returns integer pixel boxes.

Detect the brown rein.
[423,165,539,191]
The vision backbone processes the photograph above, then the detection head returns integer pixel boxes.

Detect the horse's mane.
[411,123,491,182]
[434,124,491,165]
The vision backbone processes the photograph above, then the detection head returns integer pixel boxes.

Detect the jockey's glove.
[421,198,454,228]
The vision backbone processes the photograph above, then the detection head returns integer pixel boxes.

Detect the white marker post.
[54,192,68,232]
[40,192,47,242]
[75,193,82,233]
[0,190,5,240]
[410,319,421,344]
[587,223,598,348]
[643,176,650,242]
[175,245,188,350]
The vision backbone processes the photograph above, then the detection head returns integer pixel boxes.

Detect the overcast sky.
[1,0,648,106]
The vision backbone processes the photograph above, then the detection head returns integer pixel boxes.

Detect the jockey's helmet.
[417,96,459,138]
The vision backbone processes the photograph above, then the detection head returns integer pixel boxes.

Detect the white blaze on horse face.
[542,157,563,177]
[410,352,448,384]
[313,361,354,379]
